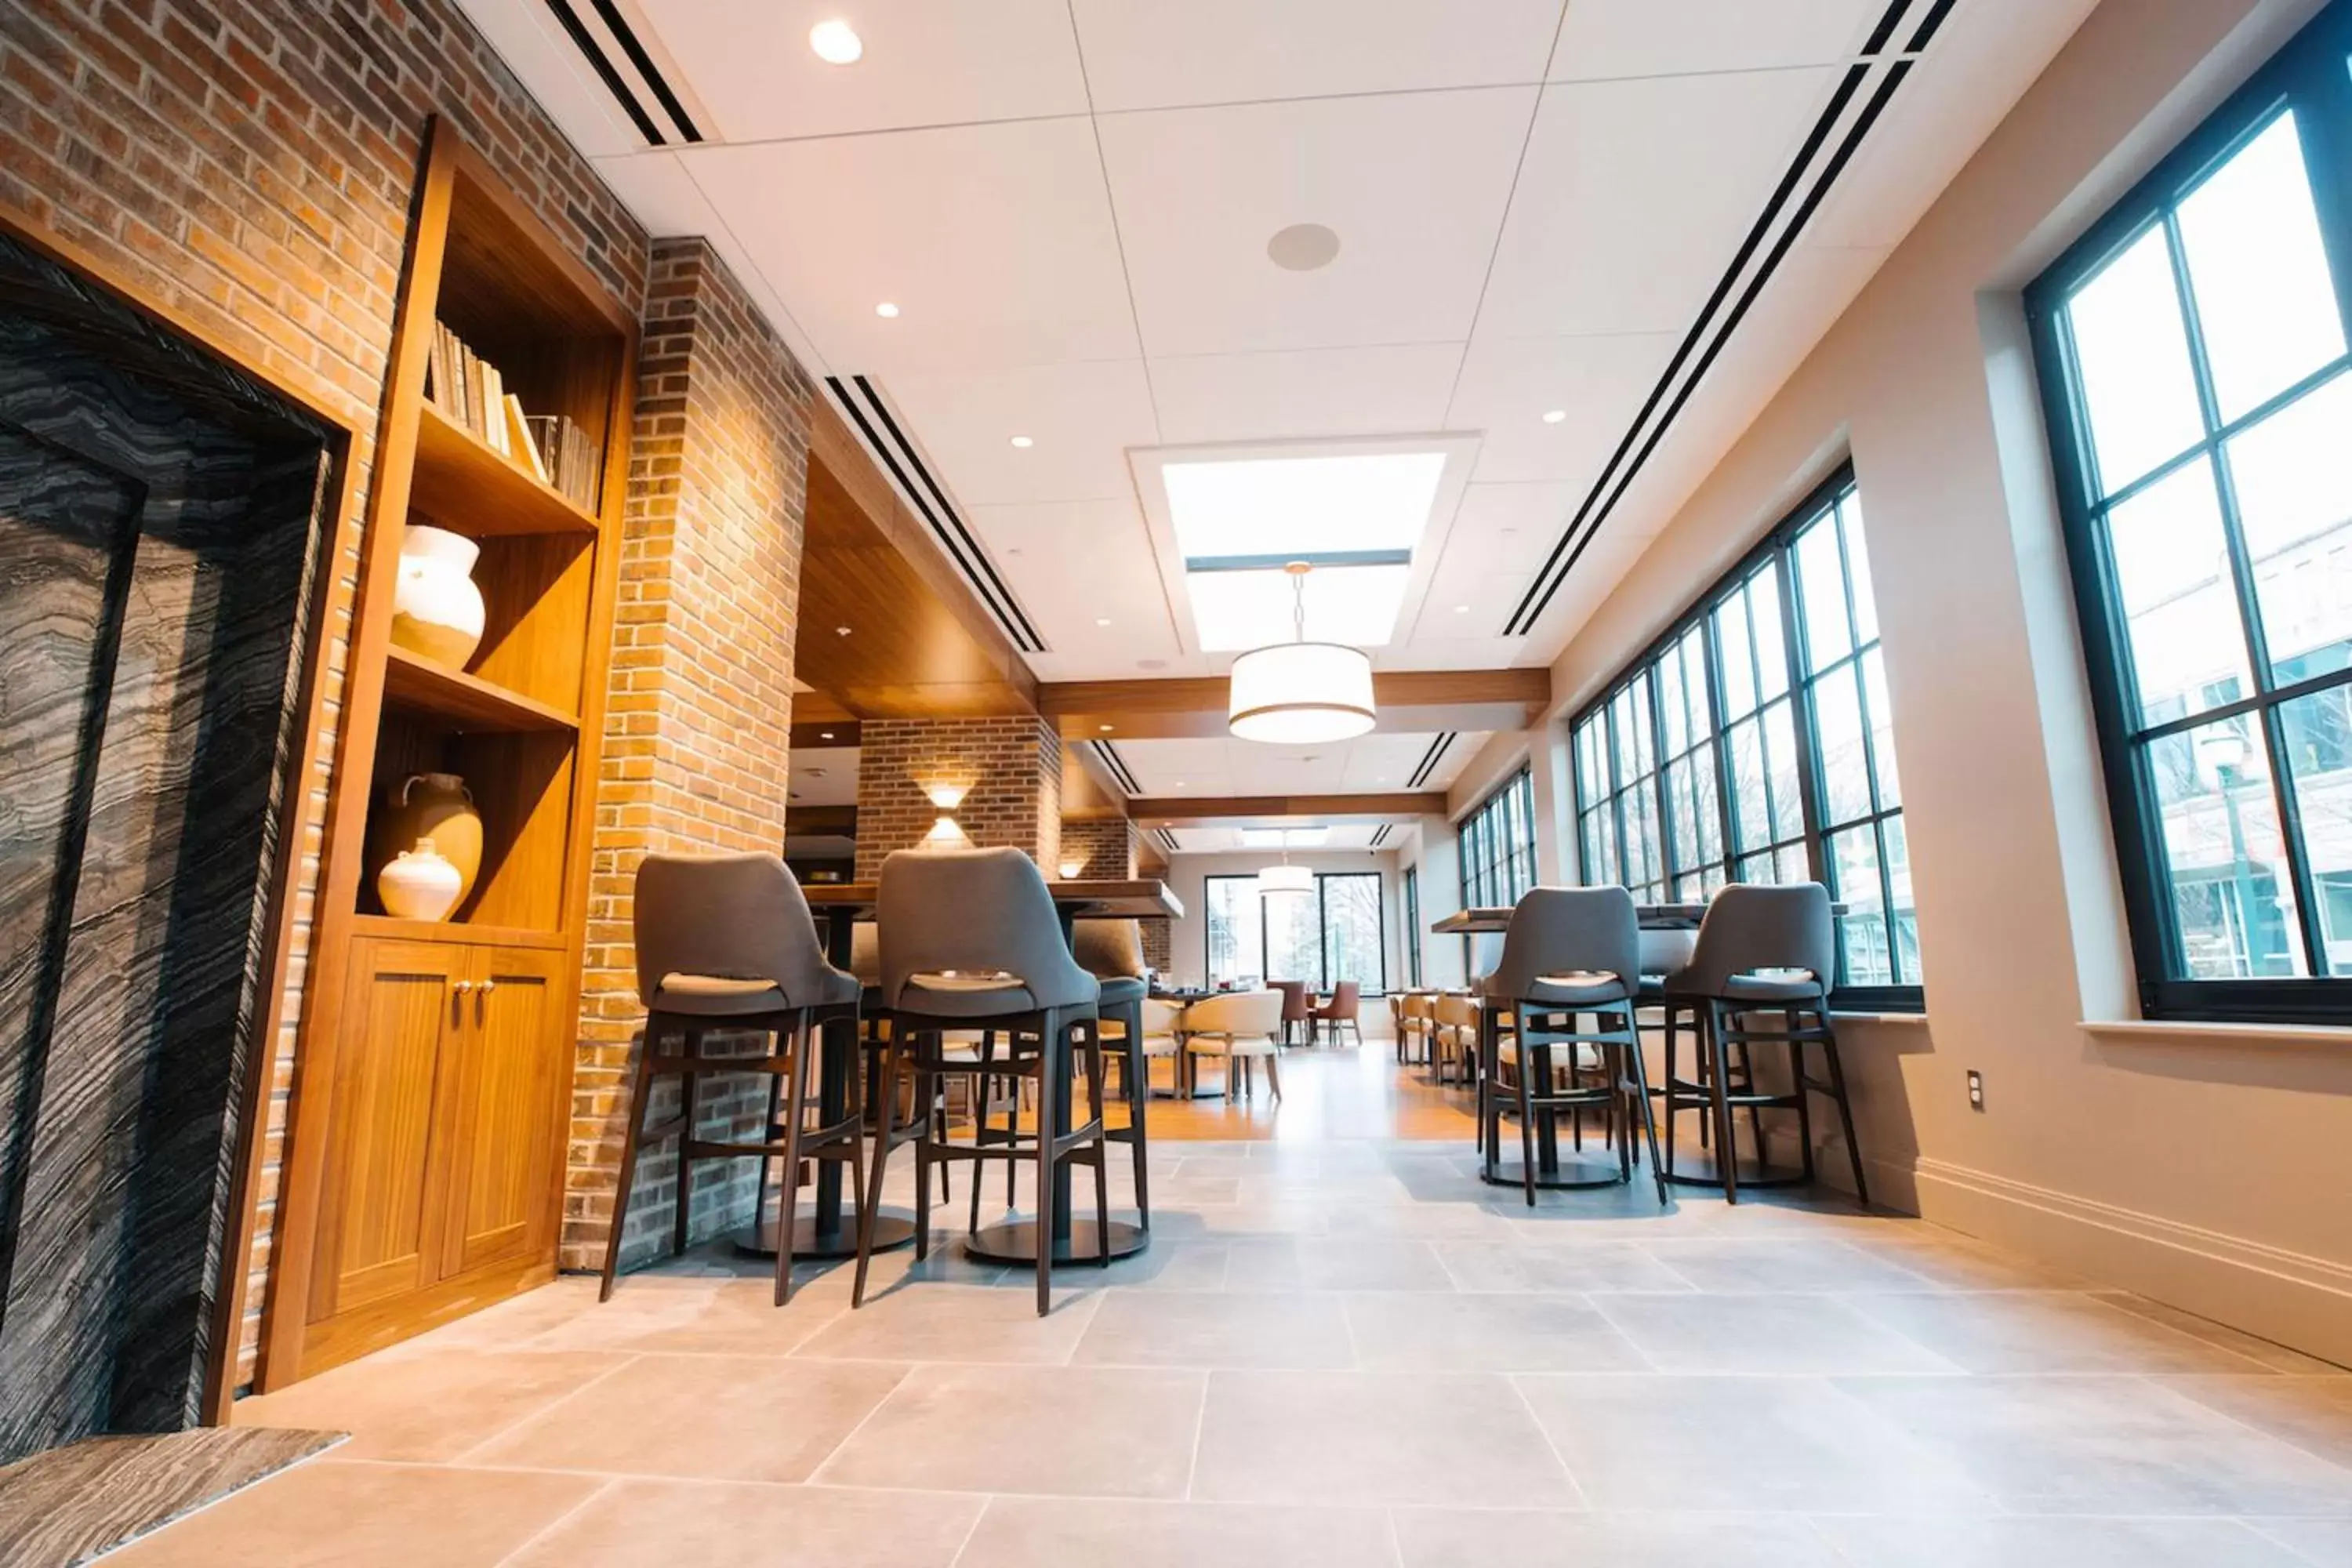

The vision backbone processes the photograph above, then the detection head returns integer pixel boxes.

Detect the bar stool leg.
[1821,1013,1869,1205]
[774,1012,811,1308]
[854,1039,900,1308]
[600,1016,664,1302]
[1516,1023,1538,1209]
[1705,1002,1740,1204]
[1085,1018,1111,1266]
[1626,1031,1669,1207]
[1661,1004,1678,1177]
[674,1029,702,1258]
[1033,1013,1061,1316]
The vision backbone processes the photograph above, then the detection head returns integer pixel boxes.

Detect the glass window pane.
[2177,113,2347,423]
[1681,631,1713,737]
[1775,843,1811,884]
[1575,718,1603,805]
[1795,519,1853,673]
[1862,647,1902,811]
[2065,224,2209,495]
[1843,499,1881,646]
[1728,717,1769,851]
[1657,642,1689,757]
[1690,739,1724,867]
[1596,800,1617,888]
[1207,877,1265,985]
[1751,564,1791,702]
[1580,808,1605,884]
[1626,673,1655,775]
[2226,371,2352,688]
[2147,717,2308,978]
[1265,885,1319,983]
[1737,851,1778,884]
[1763,699,1806,844]
[1811,662,1871,826]
[2281,685,2352,975]
[1715,590,1755,718]
[1828,824,1892,986]
[1884,815,1918,985]
[1321,874,1385,992]
[2105,459,2252,728]
[1664,756,1698,870]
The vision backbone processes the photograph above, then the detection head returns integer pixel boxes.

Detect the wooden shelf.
[383,645,579,733]
[350,915,566,950]
[410,399,600,538]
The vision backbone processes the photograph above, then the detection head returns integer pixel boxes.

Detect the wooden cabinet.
[266,120,631,1385]
[305,941,568,1340]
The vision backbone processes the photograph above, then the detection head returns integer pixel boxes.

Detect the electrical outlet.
[1966,1069,1985,1112]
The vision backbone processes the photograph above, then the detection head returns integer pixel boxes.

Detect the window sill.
[2081,1019,2352,1051]
[1834,1011,1933,1028]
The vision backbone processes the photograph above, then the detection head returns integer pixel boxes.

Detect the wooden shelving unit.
[263,119,634,1387]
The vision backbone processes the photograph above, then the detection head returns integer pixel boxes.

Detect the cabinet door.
[310,938,463,1319]
[437,946,566,1276]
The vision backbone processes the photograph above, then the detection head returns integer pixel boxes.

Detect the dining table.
[736,877,1182,1269]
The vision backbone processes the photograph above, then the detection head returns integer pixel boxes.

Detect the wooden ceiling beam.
[1040,667,1548,740]
[788,718,861,750]
[795,402,1039,720]
[1130,792,1446,827]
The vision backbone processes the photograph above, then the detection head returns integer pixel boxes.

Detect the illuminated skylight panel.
[1188,564,1410,651]
[1241,827,1330,848]
[1164,452,1446,561]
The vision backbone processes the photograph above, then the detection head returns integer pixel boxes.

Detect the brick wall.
[0,0,652,1387]
[1057,816,1137,880]
[853,716,1064,878]
[569,239,812,1272]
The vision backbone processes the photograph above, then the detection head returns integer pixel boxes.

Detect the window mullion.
[1703,612,1737,884]
[1775,543,1831,888]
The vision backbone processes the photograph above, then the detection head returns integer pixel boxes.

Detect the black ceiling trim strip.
[1407,731,1457,790]
[543,0,664,145]
[586,0,702,143]
[823,377,1046,655]
[1904,0,1960,52]
[850,375,1049,654]
[1503,0,1926,636]
[1523,57,1918,624]
[1370,824,1393,848]
[1156,827,1180,852]
[1091,739,1142,797]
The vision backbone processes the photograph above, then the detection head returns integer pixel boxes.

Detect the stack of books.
[426,322,601,510]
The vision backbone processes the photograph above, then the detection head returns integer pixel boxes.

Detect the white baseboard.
[1904,1156,2350,1366]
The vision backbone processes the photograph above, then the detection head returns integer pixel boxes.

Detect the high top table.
[739,879,1181,1266]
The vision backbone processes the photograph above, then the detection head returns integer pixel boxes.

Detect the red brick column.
[853,716,1064,878]
[567,239,813,1271]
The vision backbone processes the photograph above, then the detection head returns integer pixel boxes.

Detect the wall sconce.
[924,815,967,847]
[1058,859,1085,880]
[925,782,968,811]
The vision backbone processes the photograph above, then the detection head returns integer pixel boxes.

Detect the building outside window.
[2028,1,2352,1021]
[1402,863,1423,987]
[1570,470,1916,1004]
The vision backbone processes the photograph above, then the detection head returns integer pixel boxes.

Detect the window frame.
[1567,465,1922,1012]
[2025,0,2352,1023]
[1202,869,1391,994]
[1402,862,1423,988]
[1458,769,1538,909]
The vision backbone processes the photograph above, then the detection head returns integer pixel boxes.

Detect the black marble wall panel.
[0,234,332,1465]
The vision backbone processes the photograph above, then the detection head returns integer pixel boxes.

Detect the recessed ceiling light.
[836,625,852,637]
[1267,222,1341,272]
[1009,434,1033,448]
[1098,724,1113,732]
[1541,408,1567,424]
[809,19,863,64]
[1094,616,1112,627]
[819,731,835,740]
[1454,604,1471,613]
[873,301,899,318]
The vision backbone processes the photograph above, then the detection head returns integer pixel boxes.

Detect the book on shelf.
[524,415,602,512]
[504,394,546,481]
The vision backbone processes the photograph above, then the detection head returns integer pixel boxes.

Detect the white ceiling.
[1167,824,1391,855]
[1110,730,1480,799]
[463,0,2098,683]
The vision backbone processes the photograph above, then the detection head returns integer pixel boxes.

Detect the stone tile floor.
[112,1138,2352,1566]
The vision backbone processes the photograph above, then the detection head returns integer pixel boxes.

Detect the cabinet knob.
[479,978,497,995]
[453,980,476,994]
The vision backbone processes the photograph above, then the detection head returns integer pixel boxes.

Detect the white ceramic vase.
[390,523,485,670]
[378,837,463,922]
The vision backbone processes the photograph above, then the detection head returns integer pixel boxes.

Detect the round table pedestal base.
[1479,1155,1632,1192]
[732,1209,916,1261]
[963,1218,1149,1267]
[1660,1153,1811,1191]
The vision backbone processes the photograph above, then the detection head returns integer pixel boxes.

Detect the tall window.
[1204,871,1389,993]
[1461,770,1537,907]
[2028,3,2352,1021]
[1570,470,1915,1002]
[1403,864,1423,987]
[1205,874,1263,985]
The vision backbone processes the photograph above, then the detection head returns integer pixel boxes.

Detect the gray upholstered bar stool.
[1658,883,1867,1204]
[1477,887,1667,1206]
[1074,918,1152,1232]
[601,853,862,1307]
[861,847,1110,1316]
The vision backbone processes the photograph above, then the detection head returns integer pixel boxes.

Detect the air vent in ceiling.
[1505,0,1956,635]
[542,0,702,146]
[826,375,1048,656]
[1088,739,1142,798]
[1370,824,1394,849]
[1407,732,1458,791]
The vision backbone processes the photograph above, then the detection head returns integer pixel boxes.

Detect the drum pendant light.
[1228,561,1377,744]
